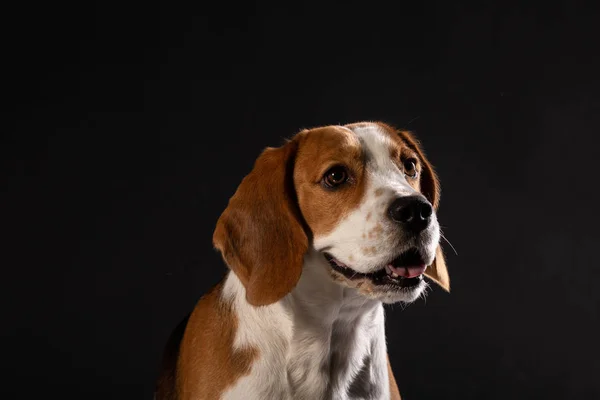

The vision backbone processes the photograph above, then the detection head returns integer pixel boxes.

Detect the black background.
[2,1,600,399]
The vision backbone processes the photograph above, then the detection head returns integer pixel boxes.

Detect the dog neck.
[221,248,390,399]
[287,248,383,332]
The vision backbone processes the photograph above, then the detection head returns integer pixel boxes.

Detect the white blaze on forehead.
[349,124,415,196]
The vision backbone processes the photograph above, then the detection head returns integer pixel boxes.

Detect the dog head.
[213,122,449,306]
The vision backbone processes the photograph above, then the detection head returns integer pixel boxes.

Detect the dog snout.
[387,195,433,233]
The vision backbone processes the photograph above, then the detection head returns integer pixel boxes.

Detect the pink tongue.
[387,264,427,278]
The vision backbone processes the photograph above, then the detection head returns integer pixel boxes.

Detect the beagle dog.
[156,122,450,400]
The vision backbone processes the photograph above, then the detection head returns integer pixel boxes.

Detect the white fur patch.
[221,249,391,400]
[221,273,293,400]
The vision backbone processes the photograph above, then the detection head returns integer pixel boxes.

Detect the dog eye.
[403,159,418,179]
[323,166,349,188]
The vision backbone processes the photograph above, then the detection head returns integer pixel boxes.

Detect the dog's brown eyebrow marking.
[374,188,384,197]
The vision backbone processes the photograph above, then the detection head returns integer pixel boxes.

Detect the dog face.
[213,122,449,306]
[294,122,446,303]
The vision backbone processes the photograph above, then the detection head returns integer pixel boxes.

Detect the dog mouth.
[324,248,427,289]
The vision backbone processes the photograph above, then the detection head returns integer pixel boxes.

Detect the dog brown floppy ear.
[397,129,450,292]
[213,140,308,306]
[427,246,450,292]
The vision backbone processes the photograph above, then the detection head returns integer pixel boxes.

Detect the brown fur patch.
[171,283,258,400]
[368,223,383,239]
[294,126,367,237]
[213,141,309,306]
[358,281,374,294]
[374,188,384,197]
[366,211,372,221]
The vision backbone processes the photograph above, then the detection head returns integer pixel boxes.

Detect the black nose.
[388,196,433,232]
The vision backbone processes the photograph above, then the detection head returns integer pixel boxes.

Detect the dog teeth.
[384,265,398,278]
[385,264,399,278]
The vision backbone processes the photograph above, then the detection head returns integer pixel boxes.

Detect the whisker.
[420,283,431,303]
[403,115,421,128]
[440,232,458,256]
